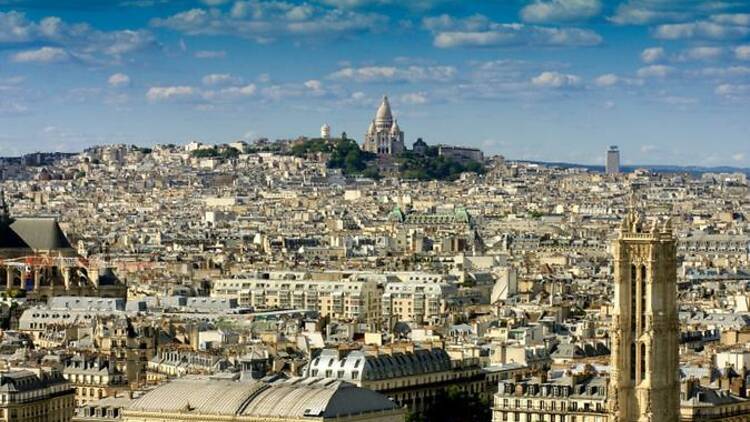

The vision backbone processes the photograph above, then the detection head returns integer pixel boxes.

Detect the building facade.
[608,211,680,422]
[493,373,609,422]
[606,146,620,175]
[302,348,485,413]
[363,96,404,157]
[211,271,381,325]
[0,369,76,422]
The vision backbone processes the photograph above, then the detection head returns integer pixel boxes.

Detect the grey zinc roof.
[9,217,73,252]
[127,376,267,415]
[126,376,398,419]
[241,377,397,418]
[304,348,452,382]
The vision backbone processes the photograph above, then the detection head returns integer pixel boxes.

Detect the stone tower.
[608,209,680,422]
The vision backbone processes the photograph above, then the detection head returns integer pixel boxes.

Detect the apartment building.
[212,271,381,325]
[0,369,76,422]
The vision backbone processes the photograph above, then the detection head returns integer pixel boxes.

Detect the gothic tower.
[608,209,680,422]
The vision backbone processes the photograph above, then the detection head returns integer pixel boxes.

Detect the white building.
[211,271,381,325]
[321,123,331,140]
[363,96,404,156]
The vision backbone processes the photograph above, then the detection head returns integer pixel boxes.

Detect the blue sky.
[1,0,749,166]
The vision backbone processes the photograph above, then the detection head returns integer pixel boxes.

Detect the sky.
[0,0,749,167]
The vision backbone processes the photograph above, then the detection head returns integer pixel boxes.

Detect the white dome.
[375,96,393,124]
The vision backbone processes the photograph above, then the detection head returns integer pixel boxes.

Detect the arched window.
[639,342,647,383]
[640,265,648,332]
[630,264,637,332]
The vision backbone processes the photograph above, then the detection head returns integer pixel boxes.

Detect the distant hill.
[517,160,750,176]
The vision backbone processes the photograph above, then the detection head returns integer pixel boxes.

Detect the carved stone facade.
[363,96,405,157]
[608,211,680,422]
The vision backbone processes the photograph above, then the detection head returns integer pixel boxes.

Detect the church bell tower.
[608,208,680,422]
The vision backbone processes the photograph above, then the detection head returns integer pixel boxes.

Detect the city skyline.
[1,0,750,166]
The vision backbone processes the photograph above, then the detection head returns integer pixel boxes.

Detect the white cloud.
[202,84,256,101]
[11,46,69,63]
[201,73,241,86]
[609,1,737,25]
[654,21,750,41]
[694,66,750,78]
[316,0,452,11]
[400,92,428,104]
[531,71,581,88]
[328,65,457,82]
[434,27,602,48]
[146,86,195,102]
[108,73,131,87]
[733,152,746,162]
[641,47,664,63]
[715,83,750,98]
[711,14,750,26]
[0,99,29,116]
[660,95,698,106]
[637,64,673,78]
[424,14,602,48]
[521,0,601,24]
[676,46,723,61]
[594,73,619,87]
[304,80,325,94]
[194,50,226,59]
[151,4,388,44]
[736,45,750,60]
[610,3,691,25]
[0,11,157,63]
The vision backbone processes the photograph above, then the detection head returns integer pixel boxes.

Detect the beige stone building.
[63,355,127,406]
[302,348,485,413]
[0,369,76,422]
[381,280,452,325]
[212,271,381,325]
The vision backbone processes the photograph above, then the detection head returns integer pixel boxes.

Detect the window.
[630,264,637,332]
[640,265,647,333]
[640,342,647,383]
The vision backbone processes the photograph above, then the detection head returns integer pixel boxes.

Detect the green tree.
[416,386,491,422]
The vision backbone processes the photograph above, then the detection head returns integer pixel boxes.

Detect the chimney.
[681,378,698,400]
[539,370,548,384]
